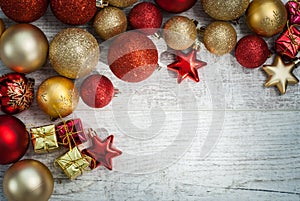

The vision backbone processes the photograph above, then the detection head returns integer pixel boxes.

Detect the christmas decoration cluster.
[0,0,299,200]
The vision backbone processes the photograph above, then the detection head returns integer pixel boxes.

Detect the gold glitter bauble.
[201,0,249,21]
[203,21,237,56]
[246,0,287,37]
[163,16,197,50]
[0,19,5,37]
[3,159,54,201]
[108,0,137,8]
[36,76,79,120]
[0,24,48,73]
[93,6,127,40]
[49,28,100,79]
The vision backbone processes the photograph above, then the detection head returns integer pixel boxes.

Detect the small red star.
[83,135,122,170]
[167,50,207,83]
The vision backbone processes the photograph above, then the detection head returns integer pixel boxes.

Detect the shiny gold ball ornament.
[108,0,137,8]
[203,21,237,56]
[0,24,48,73]
[36,76,79,120]
[201,0,249,21]
[245,0,287,37]
[3,159,54,201]
[93,6,127,40]
[49,28,100,79]
[163,16,197,50]
[0,19,5,37]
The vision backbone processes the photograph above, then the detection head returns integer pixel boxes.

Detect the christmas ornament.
[286,0,300,24]
[108,31,158,82]
[0,0,48,23]
[82,130,122,170]
[0,19,5,36]
[55,147,91,179]
[50,0,96,25]
[245,0,287,37]
[275,25,300,59]
[56,119,86,148]
[235,35,270,68]
[93,6,127,40]
[36,76,79,120]
[168,50,207,83]
[0,115,29,165]
[155,0,197,13]
[108,0,137,8]
[80,74,115,108]
[263,55,299,94]
[203,21,237,56]
[30,125,59,153]
[163,16,197,50]
[3,159,54,201]
[49,28,100,79]
[129,2,162,35]
[0,73,34,114]
[201,0,249,21]
[0,24,48,73]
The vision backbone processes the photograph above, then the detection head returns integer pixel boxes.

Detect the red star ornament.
[167,49,207,83]
[83,134,122,170]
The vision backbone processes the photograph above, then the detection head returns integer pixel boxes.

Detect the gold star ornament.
[262,56,299,95]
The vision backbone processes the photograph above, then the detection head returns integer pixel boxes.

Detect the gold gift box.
[55,147,90,180]
[30,124,59,153]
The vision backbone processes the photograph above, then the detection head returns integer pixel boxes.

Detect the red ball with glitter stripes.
[80,74,115,108]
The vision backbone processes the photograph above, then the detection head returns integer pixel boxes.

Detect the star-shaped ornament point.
[167,50,207,83]
[263,55,299,95]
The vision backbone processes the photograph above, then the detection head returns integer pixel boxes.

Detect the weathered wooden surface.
[0,0,300,200]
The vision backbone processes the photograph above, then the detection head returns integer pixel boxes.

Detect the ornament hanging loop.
[96,0,109,8]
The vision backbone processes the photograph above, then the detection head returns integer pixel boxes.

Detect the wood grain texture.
[1,0,300,200]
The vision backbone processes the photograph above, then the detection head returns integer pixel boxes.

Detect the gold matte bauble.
[201,0,249,21]
[108,0,137,8]
[0,24,48,73]
[49,28,100,79]
[3,159,54,201]
[93,6,127,40]
[0,19,5,37]
[36,76,79,120]
[245,0,287,37]
[163,16,197,50]
[203,21,237,56]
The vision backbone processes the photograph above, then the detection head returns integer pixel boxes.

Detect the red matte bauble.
[0,115,29,165]
[0,73,35,114]
[80,74,114,108]
[108,31,158,83]
[235,35,270,68]
[155,0,197,13]
[50,0,97,25]
[0,0,48,23]
[129,2,163,35]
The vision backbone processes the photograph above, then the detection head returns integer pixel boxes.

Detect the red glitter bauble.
[0,73,35,114]
[108,31,158,83]
[155,0,197,13]
[129,2,163,35]
[0,0,48,23]
[0,115,29,165]
[80,74,114,108]
[235,35,270,68]
[50,0,97,25]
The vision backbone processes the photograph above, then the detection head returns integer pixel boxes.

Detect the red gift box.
[56,119,87,148]
[275,25,300,59]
